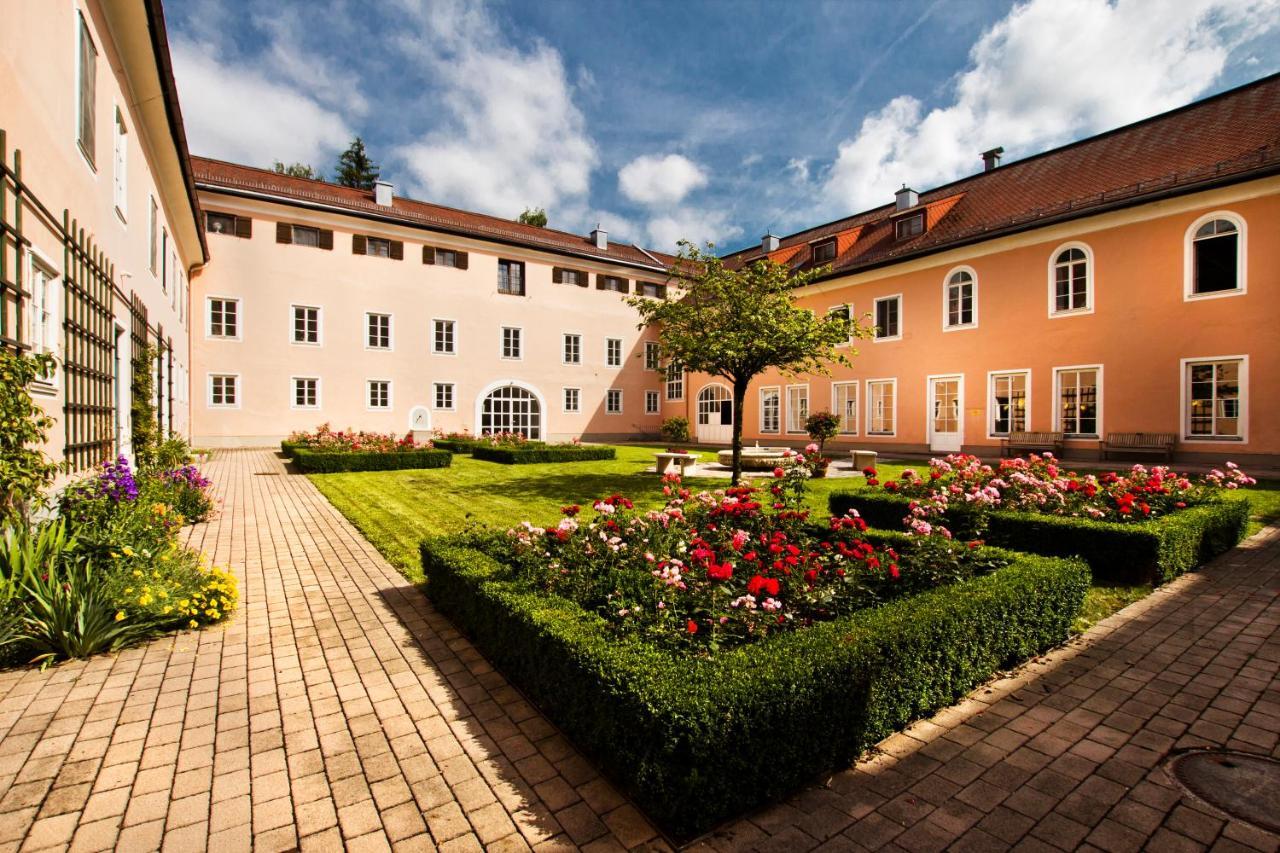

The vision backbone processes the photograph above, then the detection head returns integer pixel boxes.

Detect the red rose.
[707,562,733,581]
[686,620,698,634]
[773,467,785,478]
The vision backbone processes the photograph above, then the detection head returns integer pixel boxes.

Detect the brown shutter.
[619,278,630,294]
[596,274,606,290]
[353,234,366,255]
[390,240,404,260]
[456,252,469,270]
[234,216,252,239]
[276,222,292,244]
[552,267,562,284]
[423,246,435,265]
[576,270,588,287]
[318,229,333,250]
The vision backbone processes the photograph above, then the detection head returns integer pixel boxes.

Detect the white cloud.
[811,0,1279,221]
[785,158,810,184]
[643,207,743,253]
[618,154,709,206]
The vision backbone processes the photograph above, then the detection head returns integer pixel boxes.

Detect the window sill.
[873,336,902,343]
[943,324,977,332]
[1048,308,1093,319]
[29,380,58,398]
[1181,435,1244,443]
[1184,288,1245,302]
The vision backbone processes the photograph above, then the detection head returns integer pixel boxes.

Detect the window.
[760,387,780,433]
[1185,358,1244,440]
[563,333,581,365]
[645,390,660,414]
[292,225,320,247]
[498,260,525,295]
[874,295,901,340]
[833,382,857,434]
[366,313,391,349]
[554,268,585,286]
[292,377,319,409]
[433,383,455,410]
[209,374,238,408]
[564,387,581,413]
[665,367,684,401]
[206,212,237,235]
[895,213,923,240]
[786,385,809,433]
[112,108,127,217]
[606,389,623,414]
[868,380,896,435]
[502,327,522,359]
[644,341,660,370]
[1051,245,1091,314]
[606,338,622,367]
[292,306,320,345]
[433,319,456,354]
[208,298,239,339]
[1187,215,1244,297]
[812,238,837,264]
[1055,367,1100,437]
[599,275,627,293]
[481,385,541,439]
[436,249,457,268]
[367,380,390,409]
[828,304,853,345]
[148,197,158,274]
[26,257,58,362]
[365,237,390,258]
[161,228,168,293]
[989,371,1029,436]
[944,269,976,329]
[77,15,97,166]
[638,282,665,299]
[423,246,466,267]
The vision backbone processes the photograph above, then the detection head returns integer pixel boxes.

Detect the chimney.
[590,225,608,250]
[895,185,918,211]
[762,233,780,252]
[374,180,394,207]
[981,146,1004,172]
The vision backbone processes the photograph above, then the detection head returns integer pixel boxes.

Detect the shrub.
[280,440,304,459]
[431,439,476,454]
[661,416,690,443]
[293,448,452,473]
[154,436,194,469]
[154,465,215,523]
[286,423,429,454]
[470,445,616,465]
[0,351,59,522]
[804,411,841,451]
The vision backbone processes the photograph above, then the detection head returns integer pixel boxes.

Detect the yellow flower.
[189,620,198,629]
[132,570,142,578]
[115,611,125,622]
[122,546,135,557]
[124,587,133,595]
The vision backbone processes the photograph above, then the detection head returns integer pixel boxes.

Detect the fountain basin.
[716,447,791,470]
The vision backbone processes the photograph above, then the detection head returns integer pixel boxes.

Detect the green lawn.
[307,445,1279,631]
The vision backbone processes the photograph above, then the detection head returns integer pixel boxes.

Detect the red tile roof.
[725,72,1280,278]
[191,157,678,272]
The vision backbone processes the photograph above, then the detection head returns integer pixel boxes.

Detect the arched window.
[1188,215,1244,297]
[1050,246,1091,315]
[480,384,542,439]
[943,268,976,329]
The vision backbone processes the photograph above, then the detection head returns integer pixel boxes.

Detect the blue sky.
[167,0,1280,254]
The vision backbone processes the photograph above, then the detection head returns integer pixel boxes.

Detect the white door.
[928,376,963,453]
[696,385,733,444]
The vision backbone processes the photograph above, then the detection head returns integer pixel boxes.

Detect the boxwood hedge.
[293,448,452,473]
[421,536,1087,839]
[828,490,1249,584]
[470,445,616,464]
[280,440,304,459]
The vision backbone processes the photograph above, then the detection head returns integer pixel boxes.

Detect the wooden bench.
[1001,431,1064,458]
[1102,432,1176,463]
[655,452,699,476]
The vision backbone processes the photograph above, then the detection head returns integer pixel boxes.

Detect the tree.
[273,160,317,180]
[334,137,380,189]
[627,242,869,484]
[517,207,548,227]
[805,411,841,453]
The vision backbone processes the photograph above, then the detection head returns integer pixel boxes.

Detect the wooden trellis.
[0,130,28,354]
[61,211,115,471]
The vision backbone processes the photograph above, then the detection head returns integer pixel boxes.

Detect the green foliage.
[280,440,304,459]
[517,207,548,227]
[0,351,58,521]
[293,448,452,473]
[273,160,317,179]
[430,439,478,454]
[334,136,380,189]
[805,410,841,450]
[154,436,193,470]
[421,536,1088,839]
[470,445,616,465]
[131,345,160,470]
[660,416,690,444]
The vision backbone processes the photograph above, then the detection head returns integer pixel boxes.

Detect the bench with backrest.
[1001,431,1064,458]
[1102,432,1176,463]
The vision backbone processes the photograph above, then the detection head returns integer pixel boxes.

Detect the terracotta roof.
[725,72,1280,278]
[191,157,677,272]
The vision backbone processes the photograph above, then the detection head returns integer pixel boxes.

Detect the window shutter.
[276,222,292,244]
[596,274,606,290]
[390,240,404,260]
[423,246,435,265]
[318,229,333,250]
[456,252,469,270]
[552,267,562,284]
[577,270,589,288]
[353,234,366,255]
[234,216,252,239]
[619,278,630,294]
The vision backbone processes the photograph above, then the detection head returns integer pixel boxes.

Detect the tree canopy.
[334,137,380,189]
[517,207,548,227]
[273,161,317,180]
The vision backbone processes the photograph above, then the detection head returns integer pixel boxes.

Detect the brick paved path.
[0,448,1275,852]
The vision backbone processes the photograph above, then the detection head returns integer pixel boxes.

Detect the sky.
[167,0,1280,255]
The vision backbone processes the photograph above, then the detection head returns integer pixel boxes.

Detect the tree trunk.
[731,376,749,486]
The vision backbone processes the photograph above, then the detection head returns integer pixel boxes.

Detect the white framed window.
[867,379,896,436]
[25,255,58,358]
[208,374,239,408]
[502,327,522,359]
[367,380,391,410]
[665,367,684,401]
[291,305,320,345]
[433,319,456,354]
[811,238,837,264]
[207,297,239,339]
[1048,243,1094,316]
[895,212,924,240]
[833,382,857,435]
[645,390,660,414]
[760,386,780,434]
[160,228,168,293]
[606,338,622,367]
[564,387,581,413]
[148,197,158,274]
[827,304,854,346]
[943,267,977,330]
[1182,356,1246,442]
[563,333,581,365]
[785,385,809,433]
[292,377,319,409]
[644,341,660,370]
[76,13,97,169]
[606,389,623,414]
[366,313,392,350]
[433,382,455,411]
[873,295,901,341]
[1185,212,1246,300]
[1054,366,1101,438]
[112,107,127,219]
[988,370,1030,437]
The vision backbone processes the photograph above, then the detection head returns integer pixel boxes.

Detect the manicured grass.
[1071,585,1150,634]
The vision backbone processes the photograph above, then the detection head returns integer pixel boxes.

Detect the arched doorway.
[696,384,733,444]
[478,383,543,439]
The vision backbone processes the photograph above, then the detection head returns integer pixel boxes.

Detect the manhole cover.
[1166,749,1280,833]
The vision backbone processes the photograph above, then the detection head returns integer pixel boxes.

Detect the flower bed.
[284,423,430,457]
[293,448,452,473]
[470,444,615,465]
[430,430,544,455]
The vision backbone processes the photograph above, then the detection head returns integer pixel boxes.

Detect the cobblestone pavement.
[0,448,1275,852]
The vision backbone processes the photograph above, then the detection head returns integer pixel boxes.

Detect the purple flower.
[160,464,212,491]
[97,455,138,502]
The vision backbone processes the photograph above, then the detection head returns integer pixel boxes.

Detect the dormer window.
[895,212,924,240]
[812,238,837,264]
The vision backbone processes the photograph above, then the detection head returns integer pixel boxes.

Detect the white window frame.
[645,390,660,415]
[1053,364,1103,439]
[112,105,127,221]
[665,367,684,401]
[1047,241,1095,318]
[827,304,854,347]
[291,376,320,410]
[563,387,582,414]
[207,373,240,409]
[832,381,858,435]
[644,341,661,370]
[432,318,457,355]
[759,385,781,434]
[866,378,897,437]
[501,326,523,360]
[1180,355,1248,444]
[433,382,456,411]
[75,12,97,173]
[986,369,1032,439]
[562,332,582,366]
[606,389,623,414]
[1183,211,1247,301]
[872,294,902,342]
[785,384,809,434]
[365,312,393,351]
[148,197,158,275]
[206,296,240,341]
[605,337,623,368]
[941,266,978,331]
[290,304,321,346]
[366,379,392,411]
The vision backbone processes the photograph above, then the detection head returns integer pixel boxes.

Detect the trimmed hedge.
[280,440,305,459]
[470,445,616,464]
[421,537,1087,839]
[432,438,548,454]
[293,448,452,473]
[828,490,1250,584]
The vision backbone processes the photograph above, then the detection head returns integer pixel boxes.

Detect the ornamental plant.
[0,351,59,522]
[660,416,691,444]
[286,423,427,453]
[804,411,841,452]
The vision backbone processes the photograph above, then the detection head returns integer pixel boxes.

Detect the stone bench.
[655,452,699,476]
[849,449,878,471]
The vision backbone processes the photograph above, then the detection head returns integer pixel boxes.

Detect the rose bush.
[286,422,427,453]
